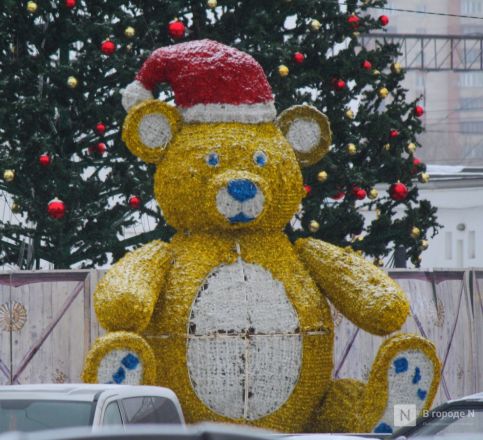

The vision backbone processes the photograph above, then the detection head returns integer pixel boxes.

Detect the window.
[102,402,123,426]
[415,73,425,88]
[445,232,452,260]
[463,140,483,158]
[460,121,483,134]
[460,97,483,110]
[459,72,483,87]
[461,0,483,15]
[121,397,181,425]
[469,231,476,259]
[0,400,93,433]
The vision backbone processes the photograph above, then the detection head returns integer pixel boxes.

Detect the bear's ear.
[122,100,182,164]
[277,105,332,167]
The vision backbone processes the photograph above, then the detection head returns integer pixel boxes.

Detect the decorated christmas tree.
[0,0,439,269]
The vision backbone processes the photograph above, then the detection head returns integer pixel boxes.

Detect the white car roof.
[0,384,178,402]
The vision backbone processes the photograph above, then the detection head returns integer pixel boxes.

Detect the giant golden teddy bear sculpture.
[83,40,440,434]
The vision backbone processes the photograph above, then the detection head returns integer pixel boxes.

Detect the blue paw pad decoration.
[112,367,126,384]
[394,356,409,373]
[412,367,422,384]
[418,388,427,400]
[121,353,140,370]
[374,422,393,434]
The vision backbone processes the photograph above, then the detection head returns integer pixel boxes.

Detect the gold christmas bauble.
[391,62,402,74]
[124,26,136,38]
[378,87,389,98]
[420,239,429,250]
[67,76,78,88]
[346,143,357,155]
[368,188,378,200]
[317,171,328,183]
[419,172,430,183]
[11,202,21,213]
[26,1,38,13]
[345,109,355,119]
[373,257,384,267]
[411,255,422,265]
[383,143,391,151]
[308,220,320,233]
[407,142,417,153]
[278,65,289,77]
[3,169,15,182]
[411,226,421,239]
[372,69,381,77]
[207,0,217,8]
[310,19,321,31]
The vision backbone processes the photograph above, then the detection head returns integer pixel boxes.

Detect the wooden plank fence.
[0,269,481,406]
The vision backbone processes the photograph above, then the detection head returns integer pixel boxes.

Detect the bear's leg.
[360,333,441,434]
[82,331,157,385]
[313,379,367,432]
[313,334,440,434]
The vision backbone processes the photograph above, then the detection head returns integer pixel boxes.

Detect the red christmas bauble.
[390,129,399,138]
[333,79,346,90]
[128,195,141,209]
[361,60,372,70]
[101,40,116,55]
[39,153,51,166]
[379,15,389,26]
[97,142,106,154]
[95,122,106,135]
[293,52,305,64]
[330,191,345,200]
[414,105,424,117]
[411,157,422,175]
[48,198,65,219]
[88,143,107,155]
[168,20,185,39]
[389,182,409,201]
[304,184,312,195]
[352,186,367,200]
[347,15,360,28]
[65,0,76,8]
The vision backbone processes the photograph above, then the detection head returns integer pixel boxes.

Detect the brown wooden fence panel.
[473,270,483,392]
[0,268,480,407]
[0,281,13,385]
[0,271,91,384]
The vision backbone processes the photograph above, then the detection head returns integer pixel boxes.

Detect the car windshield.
[410,407,483,437]
[0,399,94,433]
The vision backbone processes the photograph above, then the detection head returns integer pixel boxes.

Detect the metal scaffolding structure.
[360,33,483,71]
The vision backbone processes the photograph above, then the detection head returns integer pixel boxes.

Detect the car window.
[411,407,482,437]
[121,396,181,424]
[102,401,123,426]
[0,400,93,432]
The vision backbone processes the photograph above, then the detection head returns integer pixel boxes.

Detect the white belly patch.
[187,259,302,420]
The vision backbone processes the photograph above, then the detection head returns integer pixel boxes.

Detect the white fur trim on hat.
[180,102,277,124]
[122,80,154,111]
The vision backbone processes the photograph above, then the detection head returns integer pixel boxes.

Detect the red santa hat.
[121,39,276,124]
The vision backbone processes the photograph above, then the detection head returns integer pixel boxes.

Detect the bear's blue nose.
[227,179,257,202]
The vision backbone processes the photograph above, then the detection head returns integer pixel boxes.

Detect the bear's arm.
[294,237,409,336]
[94,240,171,333]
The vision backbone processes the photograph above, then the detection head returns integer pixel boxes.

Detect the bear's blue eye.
[206,152,219,167]
[253,151,267,167]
